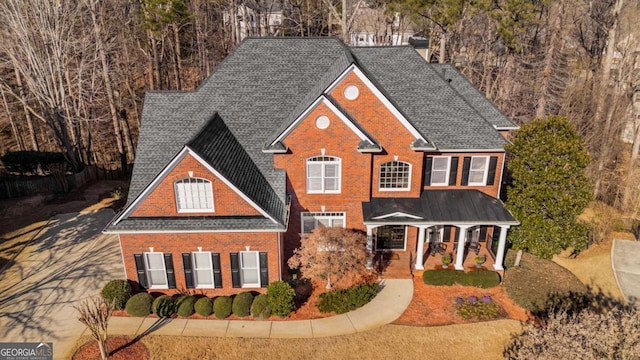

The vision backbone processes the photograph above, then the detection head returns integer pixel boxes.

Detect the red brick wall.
[131,153,261,217]
[423,152,504,198]
[119,232,279,296]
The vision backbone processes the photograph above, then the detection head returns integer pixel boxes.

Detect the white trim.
[437,149,505,153]
[144,252,168,289]
[239,251,261,288]
[306,155,341,194]
[300,211,346,233]
[468,156,490,186]
[497,154,506,197]
[378,160,412,191]
[372,212,423,220]
[114,147,279,225]
[363,221,519,226]
[324,64,427,143]
[271,95,374,146]
[373,225,408,251]
[105,228,287,234]
[494,125,520,130]
[430,156,450,186]
[192,251,216,289]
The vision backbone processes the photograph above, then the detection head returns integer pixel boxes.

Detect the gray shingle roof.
[107,217,285,232]
[430,63,518,130]
[112,38,514,232]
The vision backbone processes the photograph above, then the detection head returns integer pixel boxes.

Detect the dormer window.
[307,156,341,193]
[379,160,411,191]
[174,178,214,212]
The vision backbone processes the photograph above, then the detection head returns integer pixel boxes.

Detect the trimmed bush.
[125,293,153,317]
[194,297,213,316]
[176,295,196,317]
[213,296,232,319]
[152,295,175,317]
[100,279,132,310]
[251,294,271,319]
[422,270,500,288]
[267,281,295,317]
[318,282,379,314]
[232,292,254,317]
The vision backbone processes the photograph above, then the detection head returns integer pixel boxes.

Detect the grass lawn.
[74,320,522,359]
[552,233,629,301]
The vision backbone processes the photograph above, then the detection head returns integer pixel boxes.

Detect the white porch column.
[493,225,510,271]
[366,225,376,269]
[415,226,428,270]
[454,225,469,270]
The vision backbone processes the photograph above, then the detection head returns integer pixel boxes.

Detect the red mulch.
[72,336,149,360]
[393,273,532,326]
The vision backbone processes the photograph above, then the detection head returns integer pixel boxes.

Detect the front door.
[376,225,406,251]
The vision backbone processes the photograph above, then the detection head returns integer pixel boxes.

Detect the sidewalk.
[103,279,413,339]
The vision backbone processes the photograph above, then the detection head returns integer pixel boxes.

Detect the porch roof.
[362,190,519,225]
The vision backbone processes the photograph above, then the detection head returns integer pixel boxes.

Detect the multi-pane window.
[174,178,214,212]
[301,212,346,233]
[239,251,260,288]
[468,156,489,185]
[430,157,450,186]
[379,161,411,190]
[306,156,341,193]
[192,252,214,288]
[144,252,168,289]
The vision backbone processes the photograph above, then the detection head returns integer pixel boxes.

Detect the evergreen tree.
[505,116,592,259]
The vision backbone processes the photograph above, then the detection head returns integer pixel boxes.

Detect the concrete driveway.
[0,209,124,359]
[612,239,640,303]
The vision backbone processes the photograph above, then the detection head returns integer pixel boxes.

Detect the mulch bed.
[393,272,532,326]
[72,336,149,360]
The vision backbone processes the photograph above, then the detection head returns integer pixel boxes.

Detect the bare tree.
[75,297,113,360]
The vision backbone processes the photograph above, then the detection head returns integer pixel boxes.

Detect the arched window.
[379,161,411,190]
[174,178,214,212]
[306,156,341,193]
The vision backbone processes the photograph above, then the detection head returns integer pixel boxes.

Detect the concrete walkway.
[107,279,413,339]
[0,209,124,360]
[612,239,640,303]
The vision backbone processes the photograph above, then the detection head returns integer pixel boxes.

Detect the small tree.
[75,296,113,360]
[288,227,369,289]
[505,116,593,259]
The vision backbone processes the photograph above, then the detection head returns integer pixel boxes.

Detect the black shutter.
[487,156,498,185]
[449,157,459,186]
[134,254,148,289]
[453,226,459,243]
[212,253,222,288]
[443,226,451,242]
[259,252,268,288]
[424,157,433,186]
[479,226,488,242]
[230,252,240,288]
[182,253,194,289]
[461,157,471,186]
[164,253,176,289]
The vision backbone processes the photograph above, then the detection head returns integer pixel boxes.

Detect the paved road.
[0,209,123,359]
[611,239,640,303]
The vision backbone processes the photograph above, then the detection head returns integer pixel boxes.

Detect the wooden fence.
[0,165,130,199]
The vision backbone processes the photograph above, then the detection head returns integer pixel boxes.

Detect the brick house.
[105,37,519,294]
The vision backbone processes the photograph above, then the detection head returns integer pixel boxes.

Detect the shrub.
[251,294,271,319]
[100,279,131,310]
[194,297,213,316]
[422,270,500,288]
[456,296,501,320]
[267,281,295,317]
[125,293,153,317]
[152,295,175,317]
[318,282,379,314]
[232,292,254,317]
[213,296,232,319]
[175,295,196,317]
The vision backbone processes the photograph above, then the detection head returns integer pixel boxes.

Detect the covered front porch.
[362,190,519,274]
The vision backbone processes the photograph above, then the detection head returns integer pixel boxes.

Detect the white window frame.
[379,160,412,191]
[239,251,261,288]
[468,156,489,186]
[306,156,341,194]
[430,156,450,186]
[144,252,168,289]
[192,251,215,289]
[301,212,346,234]
[174,177,214,213]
